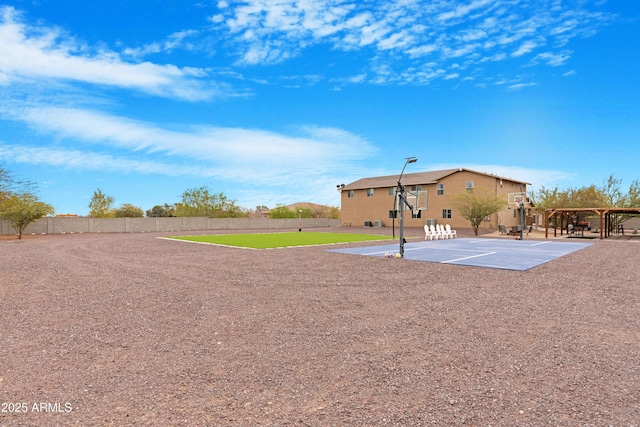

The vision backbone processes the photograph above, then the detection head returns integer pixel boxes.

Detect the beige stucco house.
[339,167,533,231]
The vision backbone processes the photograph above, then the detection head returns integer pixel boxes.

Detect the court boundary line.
[158,236,394,250]
[530,241,552,246]
[441,251,497,264]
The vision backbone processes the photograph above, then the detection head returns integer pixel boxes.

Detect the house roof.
[342,167,530,190]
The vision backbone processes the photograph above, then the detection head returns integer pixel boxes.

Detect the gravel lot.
[1,228,638,426]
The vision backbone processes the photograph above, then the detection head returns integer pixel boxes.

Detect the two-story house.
[339,167,533,231]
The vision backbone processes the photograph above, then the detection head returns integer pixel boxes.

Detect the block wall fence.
[0,217,341,236]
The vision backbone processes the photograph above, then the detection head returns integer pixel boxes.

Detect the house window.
[367,188,374,197]
[411,185,422,192]
[442,209,452,219]
[466,181,474,193]
[347,190,354,198]
[388,187,397,196]
[437,183,444,195]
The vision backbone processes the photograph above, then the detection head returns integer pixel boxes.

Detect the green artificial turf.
[167,232,393,249]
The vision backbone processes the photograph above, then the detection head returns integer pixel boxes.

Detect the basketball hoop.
[406,190,427,217]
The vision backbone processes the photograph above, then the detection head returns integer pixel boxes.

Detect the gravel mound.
[1,228,638,426]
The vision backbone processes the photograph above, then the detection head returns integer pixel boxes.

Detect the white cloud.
[377,30,414,51]
[2,104,377,188]
[507,82,538,90]
[531,51,572,66]
[208,0,613,85]
[437,0,494,22]
[457,29,488,42]
[0,6,218,101]
[480,52,507,62]
[123,30,201,58]
[348,74,367,83]
[210,14,225,24]
[512,39,544,57]
[0,143,210,177]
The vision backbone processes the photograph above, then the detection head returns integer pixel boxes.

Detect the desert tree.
[599,175,640,229]
[114,203,144,218]
[175,186,245,218]
[626,179,640,207]
[0,166,54,238]
[452,189,507,235]
[534,178,634,229]
[600,175,625,207]
[268,205,296,218]
[88,189,115,218]
[599,175,640,208]
[310,205,328,218]
[0,166,11,200]
[295,206,313,218]
[146,203,176,217]
[0,166,29,200]
[326,206,341,219]
[309,204,340,219]
[0,192,54,239]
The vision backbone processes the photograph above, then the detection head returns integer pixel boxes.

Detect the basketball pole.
[519,200,525,240]
[397,157,418,257]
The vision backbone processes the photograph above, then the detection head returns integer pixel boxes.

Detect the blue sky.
[0,0,638,215]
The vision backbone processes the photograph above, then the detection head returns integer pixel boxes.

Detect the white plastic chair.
[445,224,457,239]
[437,224,450,239]
[430,224,442,239]
[424,224,433,240]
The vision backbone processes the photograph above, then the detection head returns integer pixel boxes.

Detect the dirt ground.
[1,227,638,426]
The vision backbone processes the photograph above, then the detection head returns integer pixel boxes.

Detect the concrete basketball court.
[329,238,594,270]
